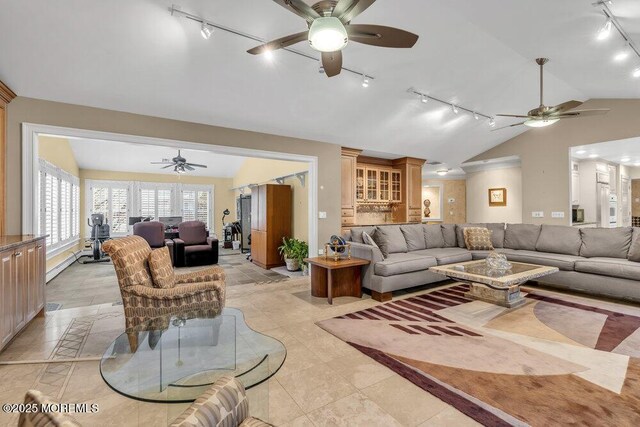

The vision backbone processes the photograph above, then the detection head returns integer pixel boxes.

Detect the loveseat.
[345,223,640,302]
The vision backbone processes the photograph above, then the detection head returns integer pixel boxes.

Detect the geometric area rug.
[316,284,640,426]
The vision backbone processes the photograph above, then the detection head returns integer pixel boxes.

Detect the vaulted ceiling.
[1,0,639,172]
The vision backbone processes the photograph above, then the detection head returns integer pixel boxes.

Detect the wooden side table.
[304,257,370,304]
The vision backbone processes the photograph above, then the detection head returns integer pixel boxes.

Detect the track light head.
[488,117,496,127]
[362,75,370,88]
[473,112,479,120]
[633,68,640,78]
[452,105,459,114]
[421,94,428,104]
[597,18,612,41]
[201,23,213,39]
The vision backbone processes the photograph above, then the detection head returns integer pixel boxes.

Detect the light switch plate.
[318,211,327,219]
[532,211,544,218]
[551,211,565,218]
[318,248,324,255]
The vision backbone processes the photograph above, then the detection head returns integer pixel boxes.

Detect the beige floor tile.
[418,407,482,427]
[254,379,304,425]
[325,353,395,389]
[362,375,450,426]
[281,414,316,427]
[277,364,357,413]
[306,392,403,427]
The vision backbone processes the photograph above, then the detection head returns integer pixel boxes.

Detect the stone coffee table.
[430,260,559,308]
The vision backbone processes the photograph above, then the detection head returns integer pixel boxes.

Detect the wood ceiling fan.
[493,58,609,131]
[247,0,419,77]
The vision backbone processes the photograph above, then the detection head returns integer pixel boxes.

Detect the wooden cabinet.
[0,81,17,236]
[250,185,292,270]
[355,167,365,202]
[340,148,361,225]
[0,237,46,351]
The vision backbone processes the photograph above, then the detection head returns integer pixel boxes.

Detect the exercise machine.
[78,213,111,264]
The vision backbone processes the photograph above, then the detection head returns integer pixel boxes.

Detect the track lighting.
[201,22,213,39]
[452,105,459,114]
[361,75,370,88]
[597,18,612,41]
[588,153,599,158]
[633,68,640,78]
[473,112,479,120]
[421,94,428,104]
[614,44,630,62]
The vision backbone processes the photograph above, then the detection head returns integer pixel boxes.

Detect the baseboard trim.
[46,251,81,283]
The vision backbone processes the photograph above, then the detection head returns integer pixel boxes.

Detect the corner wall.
[422,179,466,224]
[7,97,341,254]
[465,167,523,223]
[468,99,640,225]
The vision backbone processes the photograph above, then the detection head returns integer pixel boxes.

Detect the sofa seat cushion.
[184,244,213,254]
[412,248,472,265]
[574,257,640,281]
[503,250,582,271]
[374,253,437,277]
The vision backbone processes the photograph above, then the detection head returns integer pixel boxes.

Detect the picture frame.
[488,188,507,207]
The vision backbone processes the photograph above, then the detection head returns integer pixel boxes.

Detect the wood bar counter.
[0,235,46,351]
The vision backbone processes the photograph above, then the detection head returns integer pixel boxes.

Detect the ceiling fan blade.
[271,0,320,23]
[547,100,583,114]
[491,122,526,131]
[321,51,343,77]
[162,164,174,169]
[150,161,173,164]
[185,163,208,168]
[347,24,418,48]
[184,165,195,171]
[496,114,530,119]
[556,109,610,118]
[247,31,308,55]
[334,0,376,23]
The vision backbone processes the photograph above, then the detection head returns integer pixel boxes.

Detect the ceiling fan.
[493,58,610,131]
[150,150,207,174]
[247,0,419,77]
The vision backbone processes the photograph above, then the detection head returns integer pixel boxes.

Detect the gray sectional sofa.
[345,223,640,302]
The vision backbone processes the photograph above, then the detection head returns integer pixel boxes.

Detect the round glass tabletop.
[99,307,286,403]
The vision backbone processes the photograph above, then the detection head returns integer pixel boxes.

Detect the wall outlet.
[551,211,565,218]
[532,211,544,218]
[318,211,327,219]
[318,248,324,255]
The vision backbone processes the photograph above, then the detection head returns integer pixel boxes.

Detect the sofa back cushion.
[486,223,506,248]
[372,226,408,258]
[629,228,640,262]
[178,221,207,245]
[456,224,486,248]
[536,224,582,256]
[580,227,633,259]
[424,225,445,249]
[400,224,427,251]
[440,224,457,247]
[463,227,494,251]
[349,226,377,243]
[504,224,542,251]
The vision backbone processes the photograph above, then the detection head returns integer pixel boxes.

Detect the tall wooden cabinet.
[0,236,46,351]
[251,184,292,270]
[341,148,361,226]
[0,81,17,236]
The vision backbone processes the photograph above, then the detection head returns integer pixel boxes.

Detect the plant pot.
[302,264,309,276]
[285,258,300,271]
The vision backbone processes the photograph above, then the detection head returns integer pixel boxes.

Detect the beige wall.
[465,167,523,223]
[78,169,235,238]
[38,136,79,176]
[6,97,341,255]
[422,179,466,224]
[633,180,640,218]
[468,99,640,225]
[233,158,309,242]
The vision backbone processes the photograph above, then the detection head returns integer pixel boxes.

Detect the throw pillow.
[148,246,175,289]
[440,224,457,247]
[629,228,640,262]
[463,227,494,251]
[362,231,379,248]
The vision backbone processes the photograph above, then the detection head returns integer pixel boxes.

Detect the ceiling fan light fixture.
[201,22,213,40]
[597,18,612,41]
[308,17,348,53]
[524,117,559,128]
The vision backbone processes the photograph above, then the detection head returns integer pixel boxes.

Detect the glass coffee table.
[100,307,286,403]
[430,260,558,308]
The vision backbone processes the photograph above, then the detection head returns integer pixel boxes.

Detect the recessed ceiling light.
[634,162,640,167]
[588,154,599,158]
[575,150,587,155]
[436,169,448,176]
[621,157,631,162]
[597,18,612,41]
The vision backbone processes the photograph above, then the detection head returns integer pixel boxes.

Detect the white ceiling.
[571,137,640,166]
[68,138,246,177]
[2,0,639,170]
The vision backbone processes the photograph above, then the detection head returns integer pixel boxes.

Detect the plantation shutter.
[157,189,172,218]
[111,188,129,233]
[197,191,210,228]
[140,188,156,219]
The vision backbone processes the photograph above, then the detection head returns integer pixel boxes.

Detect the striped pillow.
[148,246,175,289]
[463,227,494,251]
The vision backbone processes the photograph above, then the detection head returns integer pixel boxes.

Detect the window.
[38,159,80,253]
[87,182,130,236]
[181,188,211,228]
[139,186,174,220]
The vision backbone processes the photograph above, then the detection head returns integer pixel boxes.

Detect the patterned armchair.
[19,377,271,427]
[102,235,226,330]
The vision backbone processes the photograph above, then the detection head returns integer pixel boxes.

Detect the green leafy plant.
[278,237,309,265]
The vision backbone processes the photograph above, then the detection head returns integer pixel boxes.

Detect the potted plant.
[279,237,303,271]
[298,240,309,275]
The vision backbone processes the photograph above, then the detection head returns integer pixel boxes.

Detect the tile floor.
[0,262,479,426]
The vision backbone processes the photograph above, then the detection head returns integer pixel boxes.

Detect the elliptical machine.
[79,213,111,264]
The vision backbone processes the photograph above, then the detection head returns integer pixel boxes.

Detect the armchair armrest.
[175,265,226,284]
[350,242,384,263]
[173,238,185,267]
[125,281,225,303]
[164,239,175,264]
[207,235,219,264]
